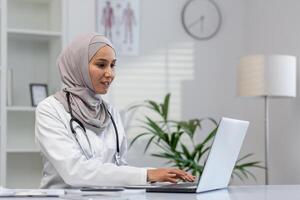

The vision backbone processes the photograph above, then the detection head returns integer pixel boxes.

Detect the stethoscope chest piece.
[115,153,121,166]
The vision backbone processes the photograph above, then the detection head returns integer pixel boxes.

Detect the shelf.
[8,28,62,37]
[18,0,52,4]
[7,28,62,41]
[3,0,64,188]
[7,106,35,112]
[7,149,39,153]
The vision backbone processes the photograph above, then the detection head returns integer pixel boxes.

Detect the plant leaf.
[170,131,184,151]
[236,153,254,163]
[144,117,168,142]
[161,93,170,121]
[146,100,161,115]
[144,135,156,153]
[232,171,244,181]
[202,127,217,144]
[129,132,150,148]
[181,144,192,160]
[243,168,257,181]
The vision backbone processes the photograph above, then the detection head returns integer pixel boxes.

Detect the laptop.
[127,117,249,193]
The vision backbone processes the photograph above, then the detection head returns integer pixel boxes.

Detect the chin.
[96,89,108,94]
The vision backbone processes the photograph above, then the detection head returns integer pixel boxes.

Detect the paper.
[0,188,65,197]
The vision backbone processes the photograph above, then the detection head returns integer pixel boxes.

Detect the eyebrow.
[95,58,117,62]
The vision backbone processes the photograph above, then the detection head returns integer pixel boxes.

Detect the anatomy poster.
[96,0,139,56]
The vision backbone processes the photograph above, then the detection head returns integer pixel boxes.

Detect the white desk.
[127,185,300,200]
[3,185,300,200]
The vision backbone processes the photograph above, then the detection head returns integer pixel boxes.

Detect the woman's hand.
[147,168,195,183]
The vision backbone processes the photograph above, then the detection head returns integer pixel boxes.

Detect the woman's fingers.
[168,169,195,182]
[184,174,196,182]
[166,173,178,183]
[168,169,185,178]
[147,168,196,183]
[166,177,178,183]
[172,168,185,175]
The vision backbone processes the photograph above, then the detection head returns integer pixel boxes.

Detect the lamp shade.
[238,54,296,97]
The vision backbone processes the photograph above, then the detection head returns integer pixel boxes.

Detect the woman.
[35,33,194,188]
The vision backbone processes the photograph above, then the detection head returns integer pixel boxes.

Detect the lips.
[101,81,111,87]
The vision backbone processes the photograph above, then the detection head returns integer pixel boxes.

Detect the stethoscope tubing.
[66,92,120,164]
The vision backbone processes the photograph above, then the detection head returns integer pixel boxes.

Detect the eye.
[111,63,116,68]
[96,63,106,68]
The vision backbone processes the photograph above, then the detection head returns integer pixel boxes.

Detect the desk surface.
[128,185,300,200]
[4,185,300,200]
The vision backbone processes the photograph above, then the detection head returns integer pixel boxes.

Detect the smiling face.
[88,45,116,94]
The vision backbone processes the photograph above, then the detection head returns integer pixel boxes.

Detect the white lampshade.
[238,54,297,97]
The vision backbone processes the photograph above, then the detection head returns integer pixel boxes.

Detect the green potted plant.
[129,93,263,181]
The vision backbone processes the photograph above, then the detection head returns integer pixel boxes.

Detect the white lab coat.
[35,96,147,189]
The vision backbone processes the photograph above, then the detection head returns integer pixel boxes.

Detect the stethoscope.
[66,91,121,165]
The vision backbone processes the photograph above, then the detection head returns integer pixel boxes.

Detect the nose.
[104,67,114,77]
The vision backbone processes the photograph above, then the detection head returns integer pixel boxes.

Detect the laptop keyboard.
[158,182,198,188]
[146,182,199,193]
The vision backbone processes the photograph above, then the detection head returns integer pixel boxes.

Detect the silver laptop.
[129,117,249,193]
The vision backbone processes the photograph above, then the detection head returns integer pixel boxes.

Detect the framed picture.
[95,0,140,56]
[30,83,48,107]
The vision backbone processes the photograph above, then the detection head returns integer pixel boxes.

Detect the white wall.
[182,0,265,185]
[244,0,300,184]
[65,0,96,42]
[66,0,300,185]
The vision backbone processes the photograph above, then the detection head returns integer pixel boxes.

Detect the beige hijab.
[54,33,115,133]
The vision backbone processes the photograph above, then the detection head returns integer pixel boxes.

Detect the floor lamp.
[237,54,296,185]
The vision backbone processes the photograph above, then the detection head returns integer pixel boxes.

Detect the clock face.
[182,0,222,40]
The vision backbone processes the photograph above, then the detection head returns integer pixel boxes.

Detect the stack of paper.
[0,188,65,197]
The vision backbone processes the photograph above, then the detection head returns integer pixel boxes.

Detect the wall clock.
[181,0,222,40]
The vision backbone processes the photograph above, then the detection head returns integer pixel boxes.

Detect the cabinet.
[0,0,66,188]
